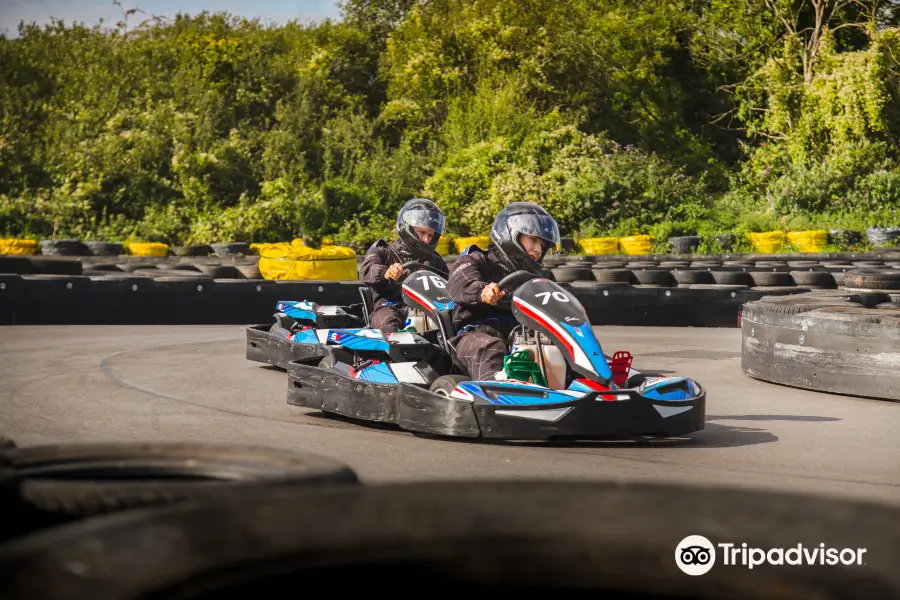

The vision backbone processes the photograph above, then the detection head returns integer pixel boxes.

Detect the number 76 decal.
[416,275,446,290]
[535,291,570,305]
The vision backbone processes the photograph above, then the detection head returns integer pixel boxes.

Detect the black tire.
[632,269,674,285]
[236,264,262,279]
[551,267,593,283]
[749,271,794,286]
[83,263,124,272]
[670,269,713,285]
[196,265,239,279]
[116,262,157,273]
[429,374,472,397]
[866,226,900,247]
[0,480,897,599]
[84,241,123,256]
[38,239,90,256]
[210,242,250,257]
[711,270,752,285]
[0,441,360,543]
[802,306,884,323]
[171,245,213,257]
[667,235,700,253]
[742,292,900,400]
[747,299,862,315]
[591,268,633,283]
[844,269,900,290]
[570,281,630,289]
[789,270,836,287]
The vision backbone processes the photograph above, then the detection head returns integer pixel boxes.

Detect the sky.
[0,0,344,37]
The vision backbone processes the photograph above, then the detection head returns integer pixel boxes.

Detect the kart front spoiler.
[286,361,706,440]
[246,324,329,370]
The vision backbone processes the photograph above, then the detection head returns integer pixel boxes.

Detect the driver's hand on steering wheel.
[480,282,505,305]
[384,263,405,281]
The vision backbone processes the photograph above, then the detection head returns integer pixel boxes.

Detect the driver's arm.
[448,253,489,305]
[358,246,393,287]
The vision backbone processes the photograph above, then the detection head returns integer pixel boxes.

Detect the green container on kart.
[503,350,548,387]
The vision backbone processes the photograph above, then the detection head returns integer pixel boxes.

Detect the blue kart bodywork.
[246,297,372,370]
[247,294,447,372]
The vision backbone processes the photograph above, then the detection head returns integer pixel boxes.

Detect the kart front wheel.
[429,375,472,398]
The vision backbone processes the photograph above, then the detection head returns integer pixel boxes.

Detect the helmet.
[396,198,445,259]
[489,202,560,273]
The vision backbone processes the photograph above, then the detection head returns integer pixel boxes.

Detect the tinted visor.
[401,208,445,234]
[509,213,560,250]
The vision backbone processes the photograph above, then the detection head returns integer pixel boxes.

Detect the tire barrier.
[0,441,360,543]
[741,290,900,401]
[0,276,366,325]
[1,480,897,599]
[0,273,819,326]
[5,253,900,325]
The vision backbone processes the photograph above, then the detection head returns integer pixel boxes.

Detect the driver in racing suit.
[447,202,561,381]
[358,198,449,333]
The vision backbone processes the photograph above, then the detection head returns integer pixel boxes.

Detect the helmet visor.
[508,212,560,250]
[401,208,445,234]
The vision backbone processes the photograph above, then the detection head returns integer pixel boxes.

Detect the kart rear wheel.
[429,375,472,398]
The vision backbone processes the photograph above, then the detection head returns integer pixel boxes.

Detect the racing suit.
[358,239,449,333]
[446,245,521,381]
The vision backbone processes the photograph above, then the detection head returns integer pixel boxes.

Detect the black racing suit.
[358,238,449,333]
[446,245,521,380]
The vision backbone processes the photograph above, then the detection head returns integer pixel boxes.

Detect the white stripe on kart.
[512,298,597,376]
[389,362,428,384]
[494,407,573,422]
[402,284,435,312]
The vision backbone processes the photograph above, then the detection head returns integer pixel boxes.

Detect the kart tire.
[0,441,360,543]
[0,480,897,600]
[429,374,472,397]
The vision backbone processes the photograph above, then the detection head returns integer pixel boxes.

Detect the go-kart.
[285,268,706,440]
[245,262,444,370]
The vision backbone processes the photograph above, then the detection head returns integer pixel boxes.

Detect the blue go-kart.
[245,262,448,370]
[283,266,707,441]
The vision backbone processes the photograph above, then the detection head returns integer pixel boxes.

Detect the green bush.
[2,4,900,248]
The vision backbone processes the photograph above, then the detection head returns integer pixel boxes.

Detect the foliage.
[2,1,900,247]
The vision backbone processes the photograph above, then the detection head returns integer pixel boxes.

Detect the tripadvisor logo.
[675,535,867,575]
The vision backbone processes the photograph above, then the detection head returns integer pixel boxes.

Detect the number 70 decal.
[535,291,569,305]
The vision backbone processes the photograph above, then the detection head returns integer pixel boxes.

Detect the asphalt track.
[1,324,898,507]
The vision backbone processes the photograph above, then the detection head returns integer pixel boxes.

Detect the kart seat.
[359,287,374,326]
[610,351,633,387]
[429,309,468,373]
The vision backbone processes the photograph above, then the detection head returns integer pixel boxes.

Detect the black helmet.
[489,202,561,273]
[396,198,445,258]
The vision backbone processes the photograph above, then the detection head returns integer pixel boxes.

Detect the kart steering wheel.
[401,261,446,278]
[497,270,540,297]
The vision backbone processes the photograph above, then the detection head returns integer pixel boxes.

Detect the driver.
[447,202,560,381]
[358,198,449,333]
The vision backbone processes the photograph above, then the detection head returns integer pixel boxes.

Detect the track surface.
[1,325,898,506]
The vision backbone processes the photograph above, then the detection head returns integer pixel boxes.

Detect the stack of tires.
[0,437,898,598]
